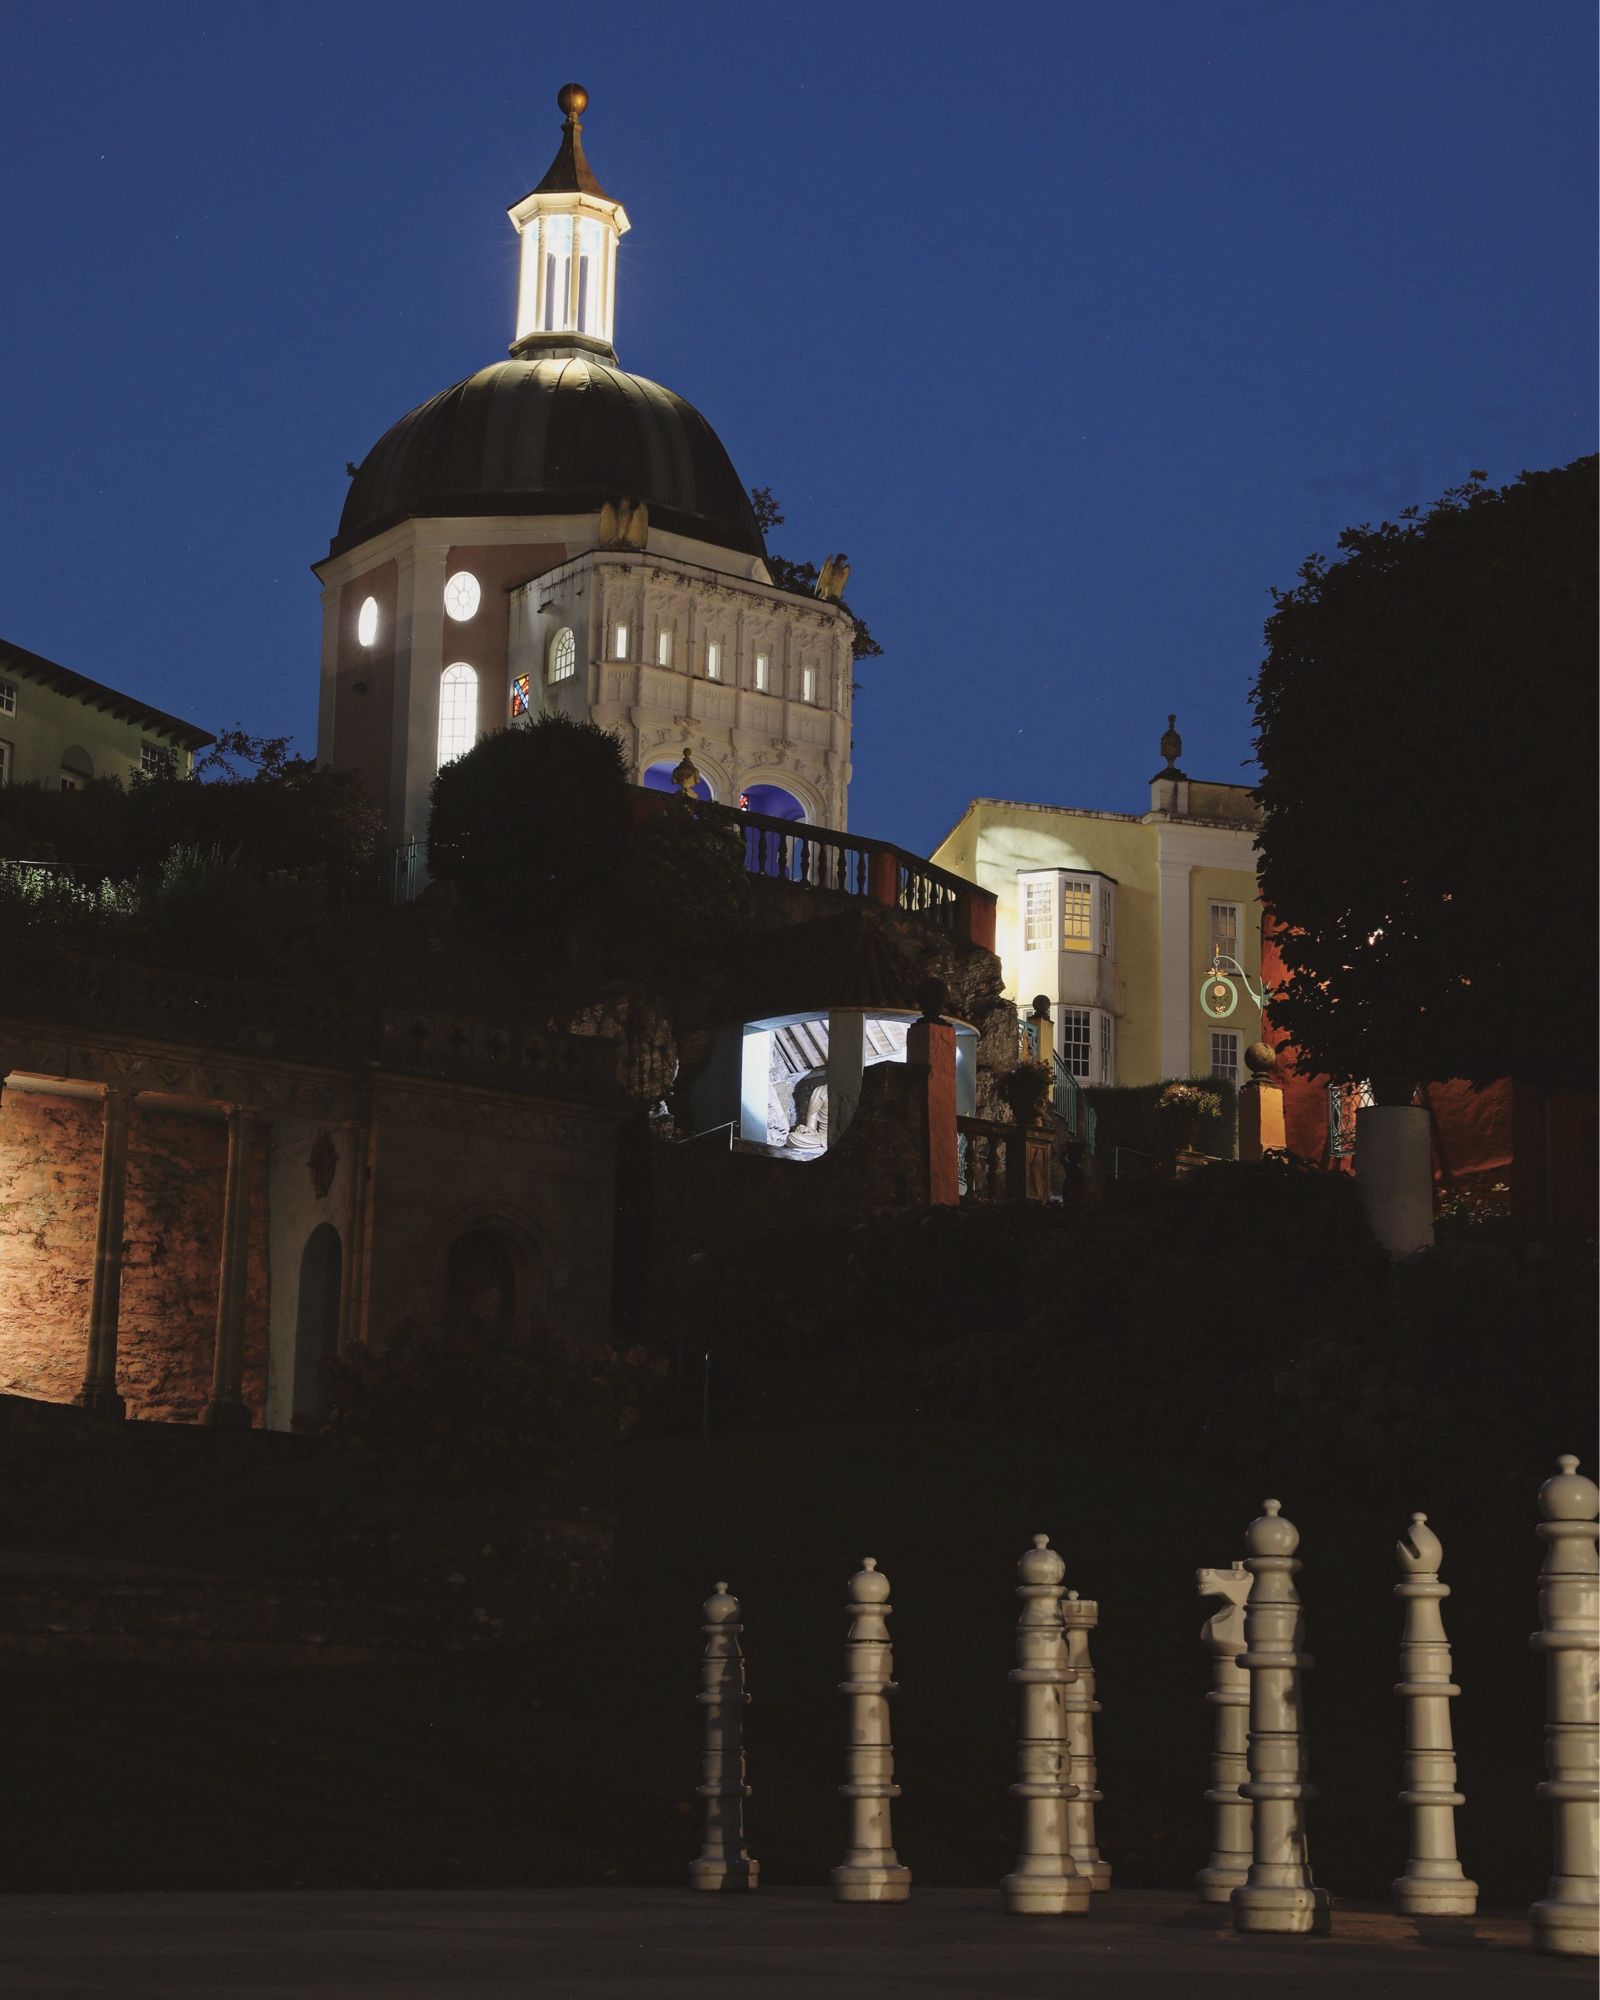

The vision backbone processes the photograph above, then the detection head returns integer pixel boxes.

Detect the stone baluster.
[1232,1499,1330,1935]
[830,1557,911,1903]
[203,1105,258,1429]
[689,1581,758,1891]
[1001,1534,1088,1915]
[1196,1561,1253,1903]
[1529,1454,1599,1958]
[80,1084,134,1419]
[1392,1512,1477,1916]
[1061,1588,1111,1890]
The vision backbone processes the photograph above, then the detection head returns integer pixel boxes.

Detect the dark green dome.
[333,356,766,562]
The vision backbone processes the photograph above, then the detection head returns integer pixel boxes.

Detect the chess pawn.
[1061,1589,1111,1890]
[1392,1514,1477,1916]
[1001,1535,1089,1915]
[1196,1561,1253,1903]
[1231,1499,1331,1935]
[1529,1454,1599,1958]
[689,1581,758,1891]
[830,1557,912,1903]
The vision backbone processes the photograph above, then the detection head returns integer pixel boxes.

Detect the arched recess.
[741,781,807,822]
[431,1197,543,1325]
[291,1223,342,1423]
[447,1228,520,1323]
[642,759,713,801]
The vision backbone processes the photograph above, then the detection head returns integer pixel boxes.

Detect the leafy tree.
[1252,457,1597,1093]
[427,714,634,945]
[750,485,883,661]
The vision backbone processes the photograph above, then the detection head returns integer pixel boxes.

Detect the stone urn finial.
[1160,713,1183,769]
[671,746,701,799]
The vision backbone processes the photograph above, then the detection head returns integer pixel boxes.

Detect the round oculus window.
[444,571,482,622]
[357,596,378,647]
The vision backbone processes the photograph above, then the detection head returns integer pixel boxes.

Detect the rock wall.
[0,1092,268,1423]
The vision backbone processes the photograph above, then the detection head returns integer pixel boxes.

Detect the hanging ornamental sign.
[1199,952,1267,1021]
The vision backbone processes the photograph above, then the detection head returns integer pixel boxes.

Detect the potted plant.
[1156,1080,1221,1156]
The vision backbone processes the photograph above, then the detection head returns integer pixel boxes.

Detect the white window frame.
[613,622,630,659]
[754,649,771,693]
[1060,1007,1094,1083]
[1210,1029,1241,1083]
[0,739,11,785]
[547,627,576,683]
[1022,877,1053,953]
[1209,900,1242,968]
[436,662,478,769]
[1061,876,1094,952]
[657,628,673,668]
[138,740,169,777]
[801,665,818,704]
[0,680,15,716]
[705,640,723,682]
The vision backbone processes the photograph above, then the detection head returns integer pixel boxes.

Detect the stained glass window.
[510,674,532,718]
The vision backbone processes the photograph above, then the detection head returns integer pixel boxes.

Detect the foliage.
[749,485,883,661]
[1088,1074,1237,1162]
[1253,457,1598,1091]
[426,715,634,951]
[0,776,130,867]
[317,1313,661,1502]
[0,861,136,944]
[1158,1080,1222,1118]
[618,796,752,980]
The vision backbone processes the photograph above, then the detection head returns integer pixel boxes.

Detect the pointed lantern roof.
[526,83,614,201]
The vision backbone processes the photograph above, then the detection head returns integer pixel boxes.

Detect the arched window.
[548,627,576,683]
[291,1224,342,1423]
[437,663,478,769]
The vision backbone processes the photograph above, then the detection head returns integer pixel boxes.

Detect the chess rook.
[1001,1535,1089,1915]
[830,1557,912,1903]
[1392,1513,1476,1917]
[1231,1499,1331,1935]
[688,1581,758,1891]
[1061,1588,1111,1890]
[1529,1454,1599,1958]
[1196,1561,1253,1904]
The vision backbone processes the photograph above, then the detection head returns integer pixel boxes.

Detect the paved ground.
[0,1887,1585,1997]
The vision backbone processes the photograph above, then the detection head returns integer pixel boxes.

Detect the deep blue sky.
[4,1,1594,855]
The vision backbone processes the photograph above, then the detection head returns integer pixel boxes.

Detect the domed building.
[314,86,855,847]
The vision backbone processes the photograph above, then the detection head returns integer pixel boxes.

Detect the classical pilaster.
[79,1084,134,1420]
[1156,851,1191,1079]
[203,1106,259,1430]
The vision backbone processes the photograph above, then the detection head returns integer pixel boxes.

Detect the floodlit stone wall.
[0,1091,268,1423]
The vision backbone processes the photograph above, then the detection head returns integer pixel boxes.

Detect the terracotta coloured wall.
[0,1093,268,1423]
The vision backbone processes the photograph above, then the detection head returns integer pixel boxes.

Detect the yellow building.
[0,638,211,791]
[931,723,1262,1088]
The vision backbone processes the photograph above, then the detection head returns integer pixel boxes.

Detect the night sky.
[4,1,1594,855]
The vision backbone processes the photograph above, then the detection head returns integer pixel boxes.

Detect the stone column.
[1001,1534,1088,1915]
[1530,1454,1599,1958]
[79,1085,134,1420]
[1232,1499,1330,1935]
[1196,1561,1253,1903]
[1061,1590,1111,1889]
[826,1010,866,1144]
[202,1106,258,1430]
[1393,1512,1477,1916]
[1237,1043,1286,1163]
[1355,1104,1434,1257]
[689,1581,758,1891]
[830,1557,911,1903]
[906,1014,958,1208]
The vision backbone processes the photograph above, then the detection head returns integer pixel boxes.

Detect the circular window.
[443,571,481,622]
[356,596,378,647]
[547,627,577,683]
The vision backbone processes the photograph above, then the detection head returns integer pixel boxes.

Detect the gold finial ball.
[557,82,589,120]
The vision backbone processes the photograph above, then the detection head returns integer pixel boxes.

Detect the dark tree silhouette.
[1252,456,1597,1092]
[749,485,882,660]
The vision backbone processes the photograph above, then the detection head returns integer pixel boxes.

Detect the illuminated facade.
[314,85,853,844]
[0,637,211,793]
[931,726,1263,1087]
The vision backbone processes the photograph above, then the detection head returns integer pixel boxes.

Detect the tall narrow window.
[613,622,630,658]
[542,215,573,331]
[437,663,478,769]
[754,650,771,692]
[657,629,673,668]
[1061,877,1093,951]
[1209,901,1241,967]
[801,665,818,703]
[0,741,11,786]
[1023,879,1053,953]
[1061,1008,1093,1081]
[0,680,15,716]
[548,627,576,683]
[1101,885,1114,956]
[1210,1030,1240,1083]
[510,673,532,718]
[705,641,723,681]
[1099,1012,1114,1084]
[575,218,604,334]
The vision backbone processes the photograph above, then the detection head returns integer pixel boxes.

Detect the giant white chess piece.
[1231,1499,1330,1935]
[1061,1588,1111,1890]
[1196,1561,1253,1903]
[830,1557,912,1903]
[689,1581,758,1891]
[1001,1535,1089,1914]
[1529,1454,1599,1958]
[1392,1514,1476,1916]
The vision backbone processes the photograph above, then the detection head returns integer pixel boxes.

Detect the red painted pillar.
[907,1018,959,1206]
[869,848,900,910]
[958,888,997,952]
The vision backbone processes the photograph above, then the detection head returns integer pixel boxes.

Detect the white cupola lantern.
[508,84,631,364]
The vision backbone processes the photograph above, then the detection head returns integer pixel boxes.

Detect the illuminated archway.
[741,782,806,822]
[642,759,712,801]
